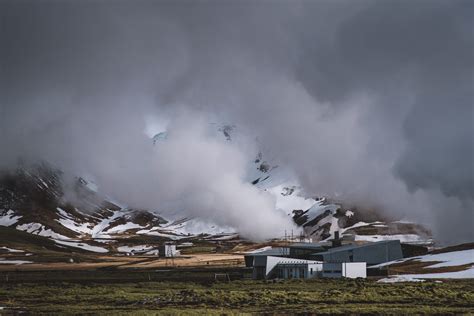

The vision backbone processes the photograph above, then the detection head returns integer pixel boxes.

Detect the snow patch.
[354,234,432,244]
[54,240,108,253]
[145,249,159,255]
[0,258,32,265]
[56,207,93,236]
[90,210,122,238]
[117,245,153,253]
[266,185,316,213]
[103,223,145,234]
[0,209,22,226]
[378,275,426,283]
[17,223,70,240]
[0,246,24,253]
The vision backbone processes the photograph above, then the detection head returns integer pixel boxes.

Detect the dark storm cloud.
[296,0,474,200]
[0,0,472,241]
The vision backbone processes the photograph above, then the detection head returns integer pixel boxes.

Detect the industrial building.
[244,239,403,279]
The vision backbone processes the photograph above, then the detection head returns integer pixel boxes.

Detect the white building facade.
[322,262,367,278]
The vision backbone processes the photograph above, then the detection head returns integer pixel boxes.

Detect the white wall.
[323,262,367,278]
[342,262,366,278]
[266,256,284,277]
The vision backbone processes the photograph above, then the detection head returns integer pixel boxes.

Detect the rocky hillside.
[0,164,231,244]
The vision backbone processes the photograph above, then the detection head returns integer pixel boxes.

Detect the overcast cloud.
[1,0,472,241]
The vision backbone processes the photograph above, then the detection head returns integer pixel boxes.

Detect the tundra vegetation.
[1,278,473,315]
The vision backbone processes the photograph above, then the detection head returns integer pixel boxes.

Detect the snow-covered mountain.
[0,125,433,252]
[0,165,233,244]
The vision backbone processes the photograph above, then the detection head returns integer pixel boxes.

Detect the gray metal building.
[287,243,327,259]
[309,240,403,265]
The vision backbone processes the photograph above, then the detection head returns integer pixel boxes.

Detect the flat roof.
[244,247,289,256]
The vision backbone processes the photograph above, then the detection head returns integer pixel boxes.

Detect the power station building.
[245,239,403,280]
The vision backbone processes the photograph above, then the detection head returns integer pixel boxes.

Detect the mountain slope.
[374,243,474,281]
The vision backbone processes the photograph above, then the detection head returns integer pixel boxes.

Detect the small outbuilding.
[159,243,177,257]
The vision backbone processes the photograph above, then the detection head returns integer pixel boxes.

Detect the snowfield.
[373,248,474,269]
[417,249,474,268]
[374,248,474,281]
[378,267,474,282]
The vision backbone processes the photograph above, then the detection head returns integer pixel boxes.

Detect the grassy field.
[0,228,473,315]
[1,277,473,315]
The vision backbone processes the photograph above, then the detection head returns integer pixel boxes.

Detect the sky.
[0,0,473,241]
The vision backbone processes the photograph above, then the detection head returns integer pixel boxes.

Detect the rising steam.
[1,0,472,242]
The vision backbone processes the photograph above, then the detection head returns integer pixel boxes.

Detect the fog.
[1,0,472,241]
